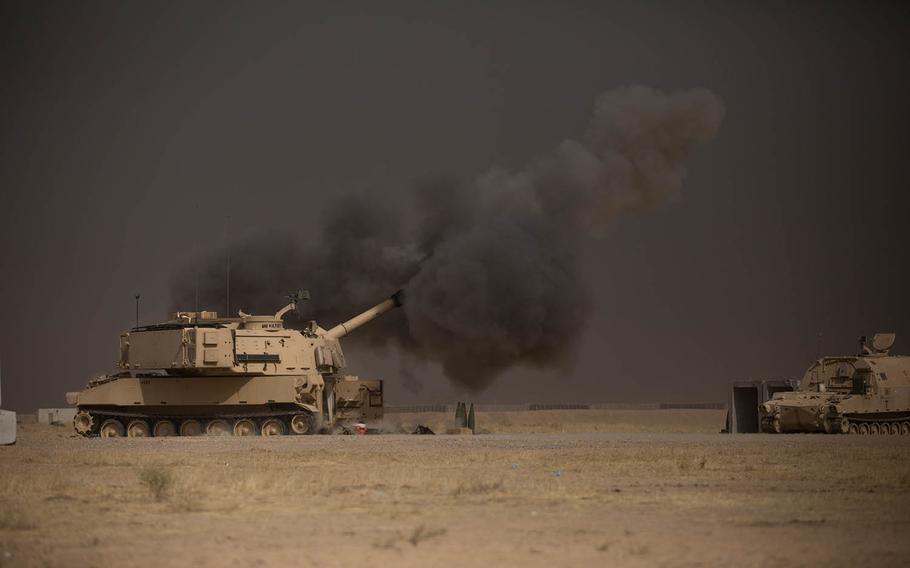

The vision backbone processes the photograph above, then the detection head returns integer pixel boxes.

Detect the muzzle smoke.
[172,86,724,390]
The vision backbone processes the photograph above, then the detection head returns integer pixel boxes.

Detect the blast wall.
[727,379,798,433]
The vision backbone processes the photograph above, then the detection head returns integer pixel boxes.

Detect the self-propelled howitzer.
[758,333,910,435]
[67,291,403,437]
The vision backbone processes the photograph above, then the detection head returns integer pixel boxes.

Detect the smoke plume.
[172,86,724,390]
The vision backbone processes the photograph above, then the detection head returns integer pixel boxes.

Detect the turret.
[116,290,403,375]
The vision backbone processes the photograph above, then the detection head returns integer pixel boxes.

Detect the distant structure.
[0,359,16,445]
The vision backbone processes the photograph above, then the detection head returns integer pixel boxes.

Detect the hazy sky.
[2,1,909,411]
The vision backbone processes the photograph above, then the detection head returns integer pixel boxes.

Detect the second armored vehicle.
[66,291,402,437]
[759,334,910,434]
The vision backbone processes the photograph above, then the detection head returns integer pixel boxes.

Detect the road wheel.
[126,420,150,437]
[869,423,880,435]
[824,417,846,435]
[99,419,125,438]
[232,419,257,436]
[179,419,203,436]
[290,412,316,435]
[153,420,177,437]
[260,418,285,436]
[878,423,890,436]
[858,423,870,435]
[73,411,95,436]
[205,419,232,436]
[890,423,901,435]
[901,422,910,436]
[848,422,859,435]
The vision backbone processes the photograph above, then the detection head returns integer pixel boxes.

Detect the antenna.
[135,294,140,328]
[225,216,231,317]
[194,202,200,313]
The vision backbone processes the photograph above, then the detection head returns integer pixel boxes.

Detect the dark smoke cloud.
[172,85,724,390]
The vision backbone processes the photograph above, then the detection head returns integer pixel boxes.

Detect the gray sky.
[2,1,909,411]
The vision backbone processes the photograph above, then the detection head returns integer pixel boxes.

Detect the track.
[73,408,319,437]
[761,414,910,435]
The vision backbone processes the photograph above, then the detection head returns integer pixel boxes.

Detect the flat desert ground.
[2,409,910,567]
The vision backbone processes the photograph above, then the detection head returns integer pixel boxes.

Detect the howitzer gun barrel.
[325,290,403,339]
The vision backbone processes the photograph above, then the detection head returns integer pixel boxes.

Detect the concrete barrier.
[529,403,591,411]
[0,362,16,444]
[727,378,799,433]
[386,402,726,414]
[660,402,727,410]
[0,409,15,445]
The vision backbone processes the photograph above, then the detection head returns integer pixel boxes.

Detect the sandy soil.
[2,410,909,567]
[384,408,728,434]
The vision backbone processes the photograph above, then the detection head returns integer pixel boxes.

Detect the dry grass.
[408,525,447,546]
[451,479,505,497]
[138,466,174,502]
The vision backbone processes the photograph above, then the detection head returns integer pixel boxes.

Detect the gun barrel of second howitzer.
[325,291,403,339]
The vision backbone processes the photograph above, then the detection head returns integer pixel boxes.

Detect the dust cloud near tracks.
[1,420,909,567]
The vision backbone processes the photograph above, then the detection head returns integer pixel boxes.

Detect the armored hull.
[759,334,910,435]
[68,292,398,437]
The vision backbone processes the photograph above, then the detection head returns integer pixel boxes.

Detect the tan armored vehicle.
[67,291,402,437]
[759,334,910,435]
